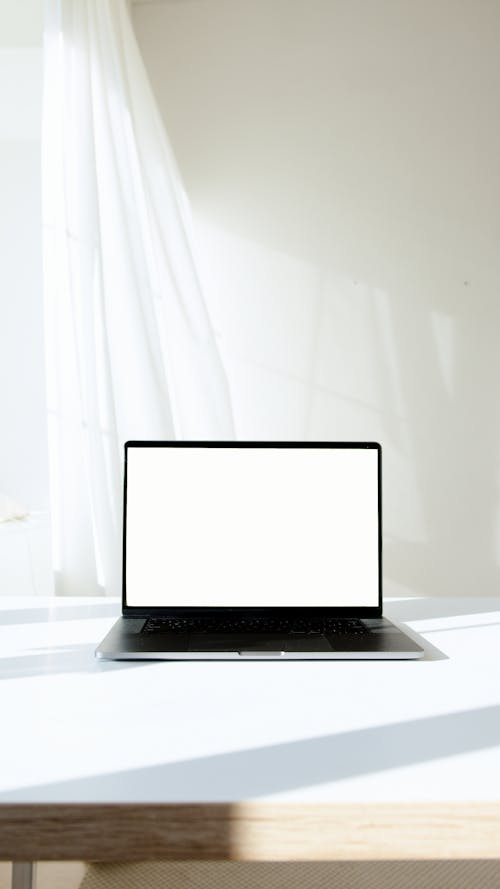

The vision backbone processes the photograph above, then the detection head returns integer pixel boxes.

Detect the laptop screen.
[124,443,380,610]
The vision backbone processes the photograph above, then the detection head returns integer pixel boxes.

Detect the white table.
[1,596,500,888]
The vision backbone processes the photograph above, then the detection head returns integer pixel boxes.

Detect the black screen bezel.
[122,441,383,618]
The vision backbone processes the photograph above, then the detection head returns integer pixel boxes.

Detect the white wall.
[132,0,500,597]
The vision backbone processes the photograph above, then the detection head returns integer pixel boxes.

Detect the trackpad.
[188,633,333,652]
[188,633,284,652]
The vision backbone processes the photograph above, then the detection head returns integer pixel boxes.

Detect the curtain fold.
[42,0,234,596]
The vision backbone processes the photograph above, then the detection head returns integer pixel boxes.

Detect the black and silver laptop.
[96,441,424,660]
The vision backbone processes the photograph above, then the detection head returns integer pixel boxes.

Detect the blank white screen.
[126,446,379,607]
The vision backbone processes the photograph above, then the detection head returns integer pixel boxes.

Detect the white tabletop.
[1,596,499,804]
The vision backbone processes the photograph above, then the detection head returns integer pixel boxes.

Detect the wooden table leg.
[12,863,36,889]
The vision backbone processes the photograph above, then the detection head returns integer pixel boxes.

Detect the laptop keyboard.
[142,616,368,635]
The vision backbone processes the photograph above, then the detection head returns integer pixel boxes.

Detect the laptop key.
[142,617,369,635]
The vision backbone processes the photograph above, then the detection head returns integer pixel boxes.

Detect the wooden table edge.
[1,803,499,861]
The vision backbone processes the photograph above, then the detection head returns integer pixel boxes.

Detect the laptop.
[96,441,424,660]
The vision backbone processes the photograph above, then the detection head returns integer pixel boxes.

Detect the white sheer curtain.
[42,0,234,596]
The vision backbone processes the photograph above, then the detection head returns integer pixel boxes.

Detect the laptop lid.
[122,442,382,618]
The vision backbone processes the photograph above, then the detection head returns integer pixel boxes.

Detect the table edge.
[1,802,499,861]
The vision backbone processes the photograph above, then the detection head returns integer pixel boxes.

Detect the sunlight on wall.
[194,217,430,597]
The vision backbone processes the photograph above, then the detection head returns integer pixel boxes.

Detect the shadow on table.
[0,630,447,677]
[1,702,499,801]
[385,597,500,622]
[392,622,446,660]
[0,644,145,680]
[0,603,120,626]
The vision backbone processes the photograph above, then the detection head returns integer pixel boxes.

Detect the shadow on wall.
[381,280,500,598]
